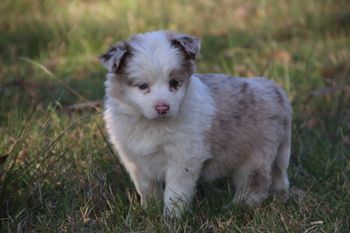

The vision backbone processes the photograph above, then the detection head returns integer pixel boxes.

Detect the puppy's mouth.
[155,114,172,119]
[154,113,173,120]
[144,111,177,120]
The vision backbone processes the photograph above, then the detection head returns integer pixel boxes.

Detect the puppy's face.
[100,31,200,120]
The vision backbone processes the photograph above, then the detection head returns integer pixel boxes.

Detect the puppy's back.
[197,74,292,181]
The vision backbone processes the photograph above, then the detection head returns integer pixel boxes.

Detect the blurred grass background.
[0,0,349,232]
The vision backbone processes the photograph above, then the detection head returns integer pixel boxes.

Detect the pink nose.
[155,103,170,115]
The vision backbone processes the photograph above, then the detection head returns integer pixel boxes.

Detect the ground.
[0,0,349,232]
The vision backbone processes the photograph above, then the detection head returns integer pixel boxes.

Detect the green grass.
[1,0,350,232]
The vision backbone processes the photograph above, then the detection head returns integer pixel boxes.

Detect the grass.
[0,0,349,232]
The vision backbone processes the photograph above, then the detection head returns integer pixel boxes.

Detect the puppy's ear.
[99,42,129,73]
[171,34,201,60]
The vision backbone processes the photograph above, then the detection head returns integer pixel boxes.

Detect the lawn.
[0,0,349,232]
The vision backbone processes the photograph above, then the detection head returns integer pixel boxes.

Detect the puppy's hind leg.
[232,164,272,207]
[270,133,291,201]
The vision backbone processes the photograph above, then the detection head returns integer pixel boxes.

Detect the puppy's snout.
[155,103,170,115]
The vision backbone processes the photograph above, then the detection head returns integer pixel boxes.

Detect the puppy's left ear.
[99,42,129,73]
[171,34,201,60]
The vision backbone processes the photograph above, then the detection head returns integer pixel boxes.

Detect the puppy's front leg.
[126,162,163,207]
[163,163,201,218]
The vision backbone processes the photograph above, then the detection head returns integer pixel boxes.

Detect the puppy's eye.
[138,83,149,90]
[169,79,182,90]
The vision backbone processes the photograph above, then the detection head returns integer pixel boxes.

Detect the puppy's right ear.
[99,42,128,73]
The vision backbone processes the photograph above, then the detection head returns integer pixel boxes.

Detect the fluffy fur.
[100,31,292,218]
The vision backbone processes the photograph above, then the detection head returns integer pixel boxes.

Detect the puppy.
[100,31,292,218]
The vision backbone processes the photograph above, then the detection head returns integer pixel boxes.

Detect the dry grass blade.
[65,101,102,113]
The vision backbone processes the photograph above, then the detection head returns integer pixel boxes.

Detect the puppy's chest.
[123,125,170,156]
[121,124,191,178]
[140,146,168,180]
[116,118,207,178]
[126,134,170,180]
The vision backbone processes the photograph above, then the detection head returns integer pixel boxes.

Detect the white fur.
[104,75,215,217]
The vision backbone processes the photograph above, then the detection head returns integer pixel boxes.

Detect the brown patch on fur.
[250,98,256,105]
[109,74,126,99]
[115,43,135,75]
[172,60,195,79]
[168,69,191,91]
[268,115,280,121]
[271,161,282,178]
[166,31,200,60]
[237,99,250,113]
[249,169,271,197]
[100,41,135,75]
[232,113,242,121]
[164,32,197,81]
[250,171,263,191]
[122,75,138,87]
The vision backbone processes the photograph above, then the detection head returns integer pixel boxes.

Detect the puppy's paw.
[232,191,267,208]
[272,189,290,203]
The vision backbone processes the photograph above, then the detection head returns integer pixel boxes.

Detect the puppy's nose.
[155,103,170,115]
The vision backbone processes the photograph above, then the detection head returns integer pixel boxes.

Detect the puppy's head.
[100,31,200,120]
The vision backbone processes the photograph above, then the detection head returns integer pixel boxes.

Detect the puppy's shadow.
[194,179,252,218]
